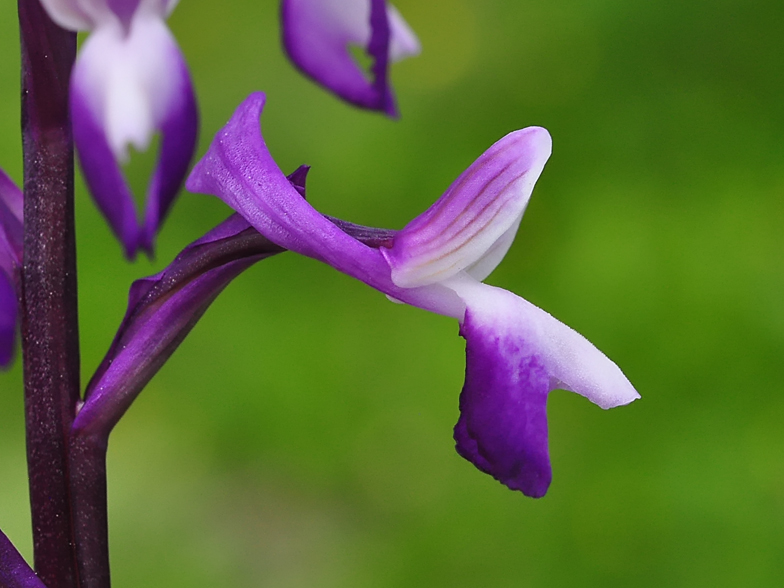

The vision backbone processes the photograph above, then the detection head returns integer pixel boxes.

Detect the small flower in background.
[187,93,640,498]
[40,0,198,258]
[282,0,420,117]
[0,168,22,369]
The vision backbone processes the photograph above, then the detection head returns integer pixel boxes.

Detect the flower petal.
[454,289,552,497]
[0,271,17,369]
[0,169,23,274]
[281,0,419,116]
[0,530,46,588]
[139,52,198,253]
[450,279,638,495]
[187,92,465,318]
[383,127,552,288]
[71,14,197,257]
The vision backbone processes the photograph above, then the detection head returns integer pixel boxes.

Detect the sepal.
[281,0,420,116]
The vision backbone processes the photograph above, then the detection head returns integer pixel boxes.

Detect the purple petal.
[0,530,47,588]
[140,53,198,254]
[383,128,552,288]
[451,280,638,496]
[0,272,17,369]
[0,169,23,275]
[281,0,420,116]
[455,296,552,497]
[71,16,198,258]
[71,81,141,257]
[187,92,465,318]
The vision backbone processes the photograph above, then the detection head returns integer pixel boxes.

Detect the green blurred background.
[2,0,784,585]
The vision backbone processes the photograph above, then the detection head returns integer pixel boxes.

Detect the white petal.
[72,15,184,162]
[387,4,421,62]
[384,128,551,289]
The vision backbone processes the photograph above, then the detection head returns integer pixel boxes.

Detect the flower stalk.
[18,1,80,587]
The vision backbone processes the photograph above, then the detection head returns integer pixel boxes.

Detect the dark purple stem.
[17,2,80,588]
[67,436,109,588]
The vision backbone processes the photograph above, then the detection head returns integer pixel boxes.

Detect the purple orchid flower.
[40,0,198,258]
[0,168,22,369]
[281,0,420,117]
[186,93,640,498]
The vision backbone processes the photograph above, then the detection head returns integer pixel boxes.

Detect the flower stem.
[18,2,80,588]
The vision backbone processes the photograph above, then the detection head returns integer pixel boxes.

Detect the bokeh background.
[2,0,784,586]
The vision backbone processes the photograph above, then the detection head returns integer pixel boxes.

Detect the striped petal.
[383,128,551,288]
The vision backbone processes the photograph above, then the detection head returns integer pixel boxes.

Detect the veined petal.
[451,279,638,496]
[383,127,552,288]
[71,14,197,257]
[187,92,465,318]
[0,272,17,369]
[281,0,419,116]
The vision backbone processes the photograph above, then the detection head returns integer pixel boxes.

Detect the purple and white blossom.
[40,0,198,258]
[187,93,640,497]
[282,0,420,117]
[0,168,22,369]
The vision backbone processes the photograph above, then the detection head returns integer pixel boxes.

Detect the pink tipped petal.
[71,15,197,257]
[384,128,552,288]
[0,272,17,369]
[281,0,417,116]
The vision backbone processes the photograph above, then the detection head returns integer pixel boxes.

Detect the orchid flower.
[0,168,22,369]
[40,0,198,258]
[187,93,639,498]
[281,0,420,117]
